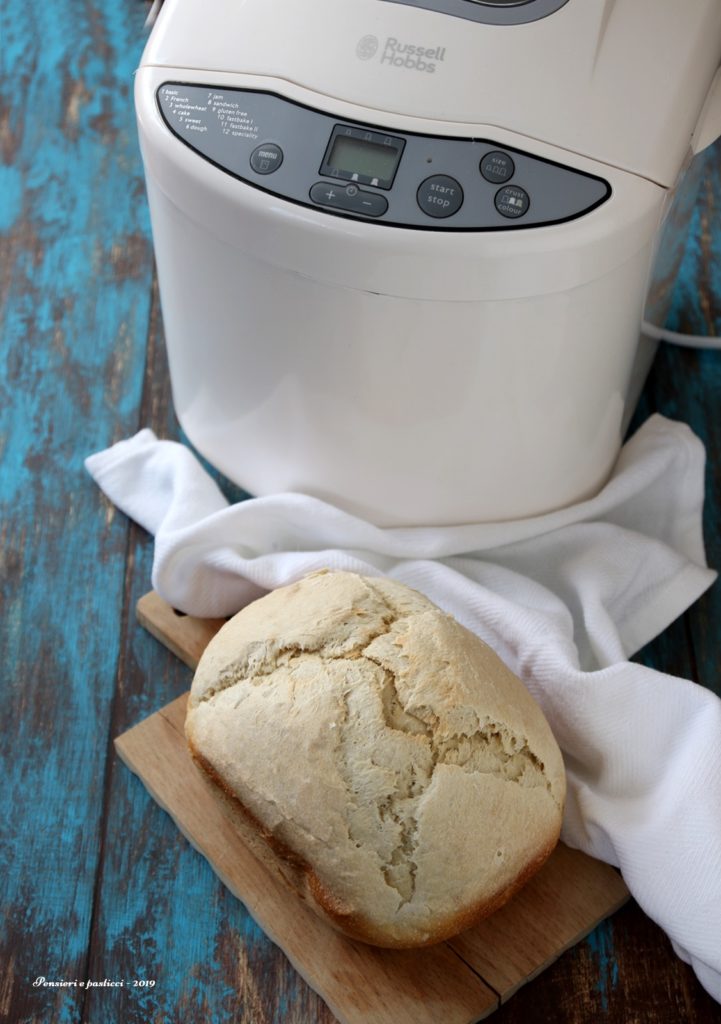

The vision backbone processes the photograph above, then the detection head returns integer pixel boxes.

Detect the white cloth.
[87,414,721,1000]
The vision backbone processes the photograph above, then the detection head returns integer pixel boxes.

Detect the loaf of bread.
[185,570,566,948]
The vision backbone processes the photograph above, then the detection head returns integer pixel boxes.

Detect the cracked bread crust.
[185,570,566,948]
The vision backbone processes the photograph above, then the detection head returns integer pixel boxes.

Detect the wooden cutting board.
[115,591,630,1024]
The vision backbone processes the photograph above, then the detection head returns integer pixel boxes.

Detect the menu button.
[250,143,284,174]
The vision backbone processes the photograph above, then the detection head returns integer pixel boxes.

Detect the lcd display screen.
[327,135,400,181]
[320,125,405,188]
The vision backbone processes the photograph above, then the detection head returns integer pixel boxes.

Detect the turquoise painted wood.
[1,2,720,1022]
[82,298,334,1024]
[1,2,152,1022]
[631,148,721,701]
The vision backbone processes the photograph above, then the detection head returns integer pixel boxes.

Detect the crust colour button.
[417,175,464,218]
[495,184,530,219]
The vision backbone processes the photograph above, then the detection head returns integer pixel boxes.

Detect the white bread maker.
[136,0,721,526]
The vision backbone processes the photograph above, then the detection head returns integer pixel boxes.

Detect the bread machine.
[135,0,721,526]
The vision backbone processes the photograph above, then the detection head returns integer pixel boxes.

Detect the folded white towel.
[87,414,721,1001]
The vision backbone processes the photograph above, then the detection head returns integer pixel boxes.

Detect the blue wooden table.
[1,3,720,1022]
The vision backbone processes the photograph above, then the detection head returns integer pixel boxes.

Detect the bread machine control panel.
[157,84,610,231]
[381,0,571,26]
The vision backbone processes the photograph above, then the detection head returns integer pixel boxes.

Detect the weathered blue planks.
[635,143,721,697]
[0,2,152,1021]
[82,306,335,1024]
[1,1,721,1021]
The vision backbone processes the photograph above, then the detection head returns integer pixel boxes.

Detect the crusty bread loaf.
[185,570,566,948]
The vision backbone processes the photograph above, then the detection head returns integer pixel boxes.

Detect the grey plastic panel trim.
[156,82,610,231]
[381,0,570,25]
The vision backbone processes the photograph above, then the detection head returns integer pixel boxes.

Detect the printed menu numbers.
[161,85,260,141]
[207,90,259,140]
[163,87,209,135]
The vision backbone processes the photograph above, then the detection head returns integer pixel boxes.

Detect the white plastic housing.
[144,0,721,187]
[136,66,669,525]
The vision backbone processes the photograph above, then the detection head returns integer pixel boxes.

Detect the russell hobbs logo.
[356,35,379,59]
[356,35,447,73]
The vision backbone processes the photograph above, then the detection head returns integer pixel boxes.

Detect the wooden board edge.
[447,843,631,1001]
[156,693,189,735]
[495,890,631,1004]
[114,710,499,1024]
[136,593,198,669]
[114,717,358,1024]
[136,591,227,670]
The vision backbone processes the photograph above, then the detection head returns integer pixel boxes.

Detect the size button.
[417,175,464,218]
[494,184,530,219]
[480,150,515,183]
[250,143,284,175]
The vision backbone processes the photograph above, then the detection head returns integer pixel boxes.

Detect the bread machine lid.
[142,0,721,188]
[383,0,571,28]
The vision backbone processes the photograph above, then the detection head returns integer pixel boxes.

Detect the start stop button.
[417,175,464,218]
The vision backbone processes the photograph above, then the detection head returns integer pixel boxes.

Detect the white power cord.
[144,0,163,29]
[642,320,721,350]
